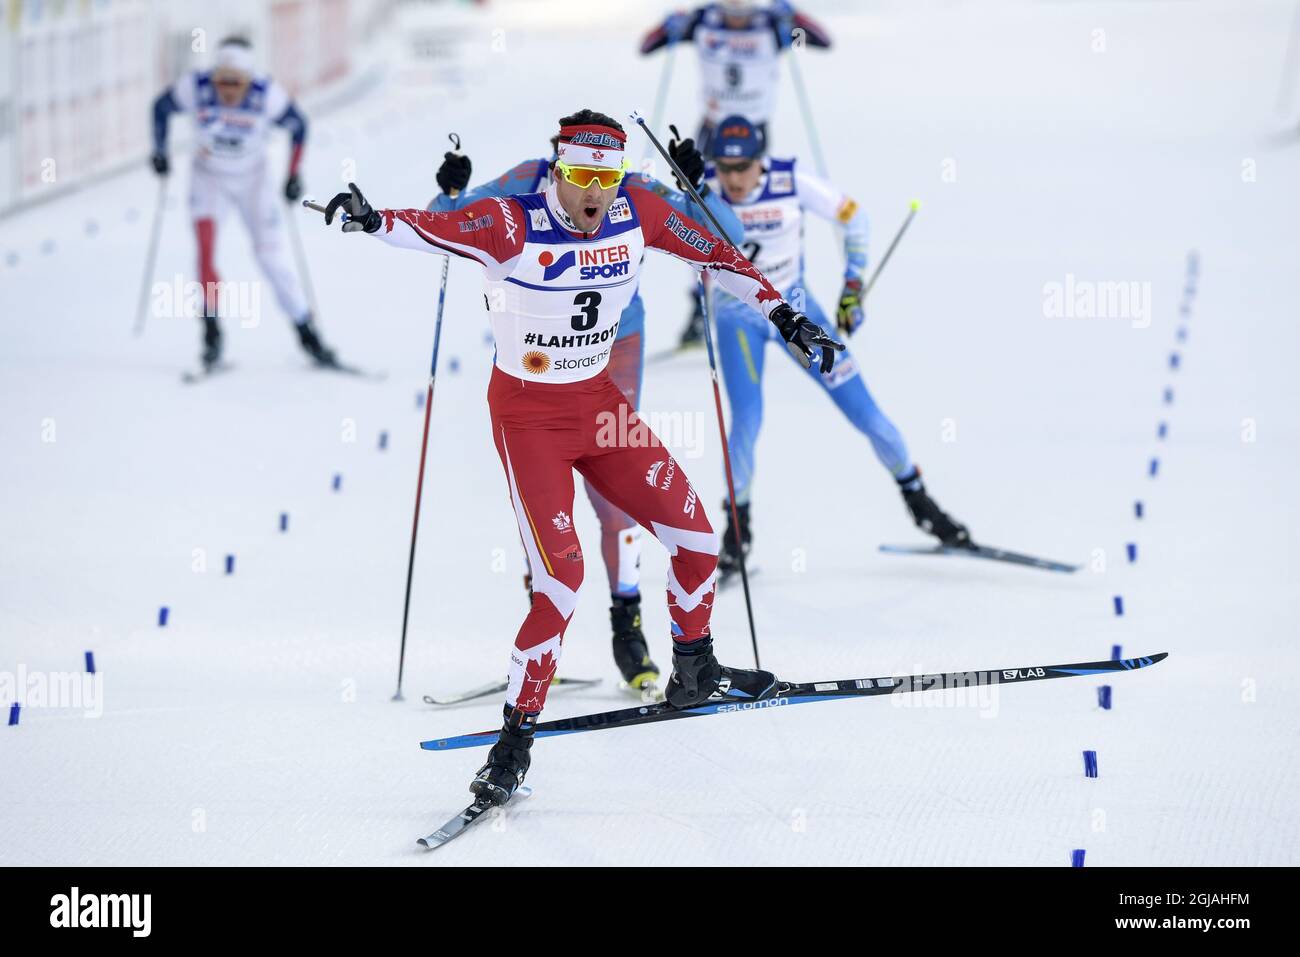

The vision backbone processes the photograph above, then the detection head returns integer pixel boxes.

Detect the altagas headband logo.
[566,130,623,149]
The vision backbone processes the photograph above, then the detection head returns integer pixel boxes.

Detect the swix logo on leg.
[682,482,698,518]
[552,510,573,532]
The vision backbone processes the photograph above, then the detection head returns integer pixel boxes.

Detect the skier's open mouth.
[584,205,598,219]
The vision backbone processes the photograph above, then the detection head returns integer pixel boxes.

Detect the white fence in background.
[0,0,394,217]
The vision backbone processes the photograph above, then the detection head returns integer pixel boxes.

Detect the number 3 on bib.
[571,291,601,331]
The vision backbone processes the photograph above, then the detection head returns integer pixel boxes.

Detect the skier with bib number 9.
[323,109,843,806]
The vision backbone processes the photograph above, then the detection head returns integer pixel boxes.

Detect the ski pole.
[132,176,168,336]
[393,250,451,702]
[392,131,462,702]
[697,271,762,670]
[286,194,319,318]
[861,201,919,300]
[630,110,762,669]
[787,48,828,178]
[642,40,679,168]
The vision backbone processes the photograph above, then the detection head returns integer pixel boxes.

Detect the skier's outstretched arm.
[324,183,523,279]
[639,8,702,54]
[630,188,843,372]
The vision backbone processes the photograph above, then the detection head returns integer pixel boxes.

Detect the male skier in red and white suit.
[324,109,842,803]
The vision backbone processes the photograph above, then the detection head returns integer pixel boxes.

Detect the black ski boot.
[664,636,776,709]
[469,705,536,806]
[201,314,222,370]
[716,500,752,578]
[899,468,970,546]
[295,317,337,366]
[610,595,660,692]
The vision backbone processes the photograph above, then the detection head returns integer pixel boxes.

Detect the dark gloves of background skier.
[436,151,473,195]
[324,182,383,233]
[667,125,706,192]
[771,302,843,373]
[283,172,303,202]
[150,152,168,175]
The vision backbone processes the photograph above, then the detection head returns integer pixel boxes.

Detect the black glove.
[324,182,382,234]
[283,172,302,202]
[150,153,169,176]
[436,151,472,196]
[668,125,705,193]
[771,302,845,374]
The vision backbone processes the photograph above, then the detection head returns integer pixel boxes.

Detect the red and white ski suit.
[372,183,783,713]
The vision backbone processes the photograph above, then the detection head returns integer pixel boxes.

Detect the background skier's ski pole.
[787,48,828,178]
[286,197,319,317]
[862,201,919,300]
[631,110,762,669]
[132,177,168,337]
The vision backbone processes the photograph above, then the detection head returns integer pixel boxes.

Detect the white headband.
[555,141,624,170]
[215,44,255,75]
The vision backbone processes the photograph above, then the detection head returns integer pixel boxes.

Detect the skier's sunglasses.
[714,159,757,175]
[555,159,628,190]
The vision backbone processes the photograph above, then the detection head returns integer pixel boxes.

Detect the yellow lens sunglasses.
[555,158,629,190]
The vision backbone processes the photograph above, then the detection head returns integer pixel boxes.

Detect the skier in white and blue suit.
[703,115,971,576]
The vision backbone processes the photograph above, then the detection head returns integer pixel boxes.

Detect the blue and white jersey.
[707,156,868,316]
[163,71,294,175]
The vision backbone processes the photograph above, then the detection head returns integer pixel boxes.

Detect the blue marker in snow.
[85,651,96,674]
[279,512,289,532]
[1083,750,1098,778]
[1157,422,1168,440]
[1134,500,1144,519]
[225,554,235,575]
[1163,387,1174,405]
[1111,644,1122,661]
[1149,457,1159,478]
[1169,352,1181,370]
[158,606,169,627]
[379,431,389,451]
[1071,849,1086,867]
[1126,543,1137,563]
[332,474,342,492]
[7,703,18,726]
[1113,595,1124,616]
[1097,685,1112,710]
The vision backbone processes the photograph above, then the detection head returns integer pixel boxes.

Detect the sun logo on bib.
[522,350,551,375]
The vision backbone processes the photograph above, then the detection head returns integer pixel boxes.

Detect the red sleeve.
[373,196,525,278]
[630,188,784,318]
[792,12,832,49]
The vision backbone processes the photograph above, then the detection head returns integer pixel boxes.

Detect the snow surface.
[1,0,1298,866]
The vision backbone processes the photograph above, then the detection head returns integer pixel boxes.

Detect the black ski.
[181,361,235,384]
[878,542,1079,574]
[421,653,1166,751]
[423,676,601,707]
[311,358,388,381]
[416,786,532,850]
